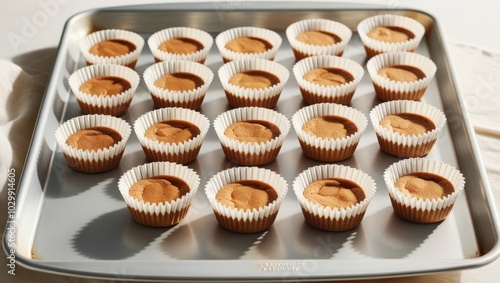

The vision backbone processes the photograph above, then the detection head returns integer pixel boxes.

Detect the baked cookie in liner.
[134,107,210,164]
[383,158,465,223]
[366,51,437,101]
[55,114,131,173]
[215,26,282,62]
[143,60,214,110]
[292,55,364,105]
[357,14,425,58]
[293,164,376,231]
[369,100,446,158]
[118,161,200,227]
[292,103,367,162]
[79,29,144,68]
[286,18,352,61]
[68,64,140,116]
[213,107,290,166]
[148,26,213,63]
[205,166,288,233]
[218,58,289,108]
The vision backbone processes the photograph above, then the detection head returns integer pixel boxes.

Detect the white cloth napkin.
[1,42,499,282]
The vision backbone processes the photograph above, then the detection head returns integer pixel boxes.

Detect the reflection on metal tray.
[5,1,500,281]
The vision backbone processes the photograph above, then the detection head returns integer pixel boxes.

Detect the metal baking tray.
[6,1,500,281]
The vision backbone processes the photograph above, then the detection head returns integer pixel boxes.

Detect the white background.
[1,0,500,60]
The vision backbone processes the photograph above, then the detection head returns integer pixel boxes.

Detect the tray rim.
[5,1,500,281]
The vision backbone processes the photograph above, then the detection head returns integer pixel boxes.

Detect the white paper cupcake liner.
[147,27,214,63]
[218,58,290,108]
[205,166,288,233]
[293,164,376,231]
[55,114,131,173]
[369,100,447,157]
[367,51,437,101]
[143,60,214,110]
[292,103,367,162]
[215,26,282,62]
[383,158,465,223]
[357,14,425,58]
[118,161,201,227]
[213,107,291,165]
[68,64,140,116]
[134,107,210,164]
[79,29,145,68]
[286,18,352,60]
[292,55,364,105]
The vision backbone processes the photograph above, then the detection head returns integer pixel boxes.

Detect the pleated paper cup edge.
[292,164,377,220]
[204,166,288,221]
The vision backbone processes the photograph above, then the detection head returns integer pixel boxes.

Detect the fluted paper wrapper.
[79,29,144,68]
[147,27,213,63]
[213,107,290,165]
[292,55,364,105]
[367,52,437,101]
[215,26,282,62]
[293,164,376,231]
[292,103,367,162]
[134,107,210,164]
[55,114,131,173]
[218,58,290,108]
[383,158,465,223]
[143,60,214,110]
[286,18,352,60]
[205,167,288,233]
[357,14,425,58]
[118,161,200,227]
[68,64,140,116]
[369,100,446,158]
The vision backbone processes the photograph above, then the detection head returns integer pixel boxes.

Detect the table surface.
[1,0,499,282]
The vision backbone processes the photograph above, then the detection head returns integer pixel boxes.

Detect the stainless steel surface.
[6,2,500,281]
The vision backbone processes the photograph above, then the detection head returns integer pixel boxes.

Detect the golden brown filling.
[228,70,280,89]
[379,113,435,136]
[224,120,281,143]
[303,68,354,86]
[154,72,204,92]
[158,37,204,54]
[216,180,278,210]
[302,115,358,139]
[79,76,131,96]
[367,26,415,43]
[395,172,454,200]
[66,126,122,151]
[145,120,201,144]
[129,175,190,204]
[225,36,273,54]
[296,30,341,46]
[378,65,426,82]
[303,178,365,209]
[89,39,136,57]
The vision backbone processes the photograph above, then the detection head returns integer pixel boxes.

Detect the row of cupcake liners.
[148,26,214,63]
[72,14,434,119]
[61,14,466,232]
[68,49,438,120]
[78,14,425,68]
[55,98,448,170]
[114,156,463,232]
[54,100,460,231]
[286,18,353,60]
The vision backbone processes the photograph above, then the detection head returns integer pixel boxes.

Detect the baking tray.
[5,1,500,281]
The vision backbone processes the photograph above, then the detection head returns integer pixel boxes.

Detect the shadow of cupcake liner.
[71,208,167,260]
